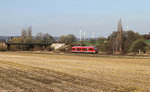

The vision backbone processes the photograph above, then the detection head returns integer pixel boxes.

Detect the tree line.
[9,27,54,44]
[99,19,150,54]
[0,19,150,54]
[66,19,150,54]
[5,27,76,51]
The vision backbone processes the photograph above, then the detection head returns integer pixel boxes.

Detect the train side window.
[89,48,93,51]
[77,48,81,51]
[72,48,75,50]
[89,48,94,51]
[82,48,87,51]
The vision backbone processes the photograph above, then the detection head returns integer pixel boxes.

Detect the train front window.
[94,48,98,50]
[89,48,94,51]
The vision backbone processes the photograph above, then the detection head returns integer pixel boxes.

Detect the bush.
[0,43,7,51]
[129,39,147,53]
[45,46,54,51]
[89,39,96,45]
[147,44,150,51]
[33,45,43,51]
[100,41,111,52]
[71,42,86,46]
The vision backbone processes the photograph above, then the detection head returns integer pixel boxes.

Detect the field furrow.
[0,52,150,92]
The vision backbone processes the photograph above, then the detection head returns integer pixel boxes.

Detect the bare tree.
[59,35,67,43]
[109,31,117,53]
[114,19,123,53]
[27,26,32,39]
[67,34,76,44]
[43,33,54,43]
[21,28,27,39]
[59,34,76,44]
[35,32,43,43]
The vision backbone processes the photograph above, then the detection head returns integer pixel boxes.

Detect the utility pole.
[84,31,86,41]
[126,24,129,31]
[80,28,82,41]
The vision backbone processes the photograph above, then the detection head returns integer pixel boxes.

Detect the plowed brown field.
[0,52,150,92]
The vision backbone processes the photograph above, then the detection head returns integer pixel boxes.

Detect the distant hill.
[0,36,60,42]
[0,36,9,39]
[0,36,10,42]
[0,36,93,42]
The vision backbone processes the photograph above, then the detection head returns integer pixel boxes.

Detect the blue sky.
[0,0,150,37]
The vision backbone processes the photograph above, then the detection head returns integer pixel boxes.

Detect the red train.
[71,46,98,53]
